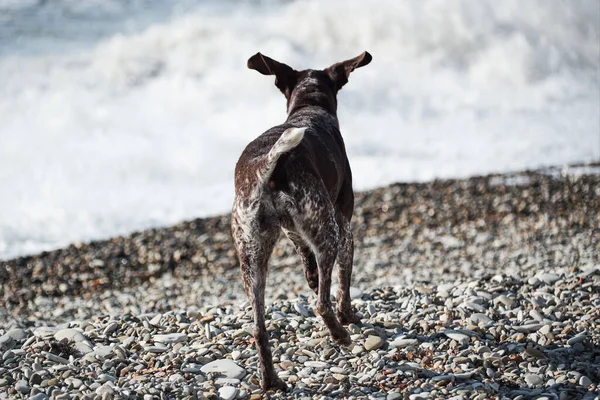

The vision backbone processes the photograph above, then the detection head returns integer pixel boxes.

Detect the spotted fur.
[232,51,372,392]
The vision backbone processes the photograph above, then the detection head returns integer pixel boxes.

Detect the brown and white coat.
[231,51,372,391]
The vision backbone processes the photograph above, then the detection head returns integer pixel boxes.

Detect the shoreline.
[1,163,598,309]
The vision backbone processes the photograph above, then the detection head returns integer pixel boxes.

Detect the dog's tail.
[259,126,306,185]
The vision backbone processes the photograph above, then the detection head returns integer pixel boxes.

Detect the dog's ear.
[326,51,372,90]
[248,53,298,97]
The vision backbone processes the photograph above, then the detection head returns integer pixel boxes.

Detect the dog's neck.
[287,92,337,116]
[286,71,338,117]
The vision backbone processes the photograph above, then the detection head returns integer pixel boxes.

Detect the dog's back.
[235,106,352,219]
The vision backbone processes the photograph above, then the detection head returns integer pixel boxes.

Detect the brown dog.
[231,51,372,391]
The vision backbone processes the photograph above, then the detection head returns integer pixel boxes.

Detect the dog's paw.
[337,310,361,325]
[332,330,352,347]
[305,271,319,294]
[262,377,289,392]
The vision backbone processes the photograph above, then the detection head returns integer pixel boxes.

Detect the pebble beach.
[1,165,599,400]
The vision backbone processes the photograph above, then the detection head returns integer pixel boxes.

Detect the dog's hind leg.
[284,230,319,293]
[335,213,360,324]
[231,212,287,392]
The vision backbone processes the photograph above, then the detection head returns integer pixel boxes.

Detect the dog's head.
[247,52,372,114]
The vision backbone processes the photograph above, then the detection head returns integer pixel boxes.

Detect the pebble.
[536,273,561,284]
[529,309,543,321]
[144,344,168,353]
[513,323,544,333]
[525,374,543,387]
[33,327,60,338]
[15,379,30,393]
[293,302,311,317]
[538,325,552,335]
[6,329,27,341]
[470,313,493,325]
[579,375,592,387]
[304,361,328,369]
[495,295,515,307]
[153,333,188,344]
[364,335,384,351]
[103,322,119,336]
[41,352,68,364]
[29,372,42,385]
[331,286,363,300]
[98,373,116,383]
[567,334,587,346]
[92,345,113,357]
[73,341,93,354]
[54,328,89,343]
[95,383,114,395]
[0,335,13,350]
[168,373,184,383]
[218,386,237,400]
[443,331,470,343]
[2,350,14,360]
[200,360,246,379]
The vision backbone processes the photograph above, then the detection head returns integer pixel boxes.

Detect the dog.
[231,51,372,391]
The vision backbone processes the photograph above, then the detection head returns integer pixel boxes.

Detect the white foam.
[0,0,598,259]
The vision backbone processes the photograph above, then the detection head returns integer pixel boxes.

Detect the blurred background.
[0,0,598,260]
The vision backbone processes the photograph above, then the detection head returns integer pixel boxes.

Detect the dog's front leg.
[335,214,360,324]
[315,243,352,346]
[311,219,352,346]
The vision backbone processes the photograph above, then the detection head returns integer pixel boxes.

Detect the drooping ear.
[247,52,298,96]
[326,51,372,90]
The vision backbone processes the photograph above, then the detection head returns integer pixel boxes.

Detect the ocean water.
[0,0,598,260]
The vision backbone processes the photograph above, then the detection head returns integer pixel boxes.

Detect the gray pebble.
[218,386,237,400]
[293,302,311,317]
[567,334,587,346]
[364,335,384,351]
[15,380,30,393]
[525,374,543,387]
[6,329,27,341]
[41,352,68,364]
[579,375,592,387]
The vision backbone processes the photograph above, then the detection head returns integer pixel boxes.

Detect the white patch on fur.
[257,126,306,186]
[268,127,306,162]
[302,77,319,86]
